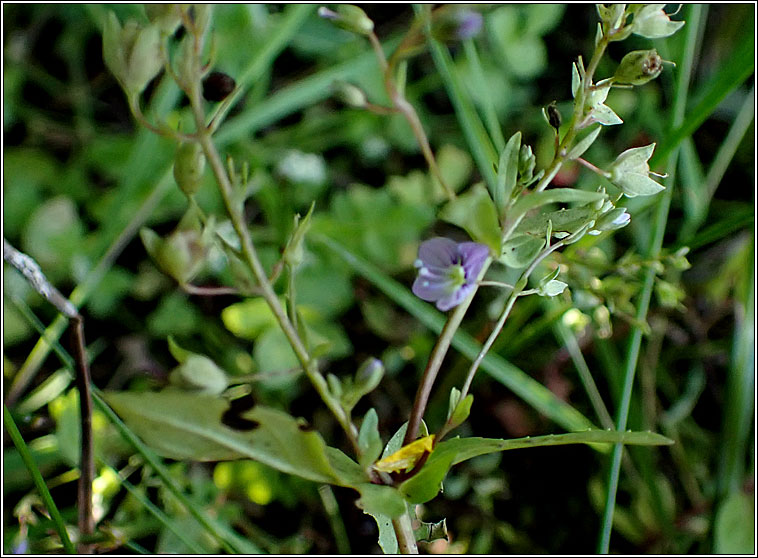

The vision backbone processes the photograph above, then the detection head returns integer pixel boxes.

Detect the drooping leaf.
[104,390,367,487]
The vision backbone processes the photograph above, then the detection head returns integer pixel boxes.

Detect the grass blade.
[650,23,753,167]
[216,37,402,147]
[598,5,702,553]
[4,406,77,554]
[314,234,596,434]
[425,29,499,195]
[463,39,506,153]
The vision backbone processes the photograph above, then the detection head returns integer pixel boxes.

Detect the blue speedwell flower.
[412,238,489,311]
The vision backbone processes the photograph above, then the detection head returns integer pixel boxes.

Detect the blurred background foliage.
[3,3,754,554]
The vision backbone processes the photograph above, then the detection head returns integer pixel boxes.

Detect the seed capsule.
[202,71,236,102]
[173,142,206,196]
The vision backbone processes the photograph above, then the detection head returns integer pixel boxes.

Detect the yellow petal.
[373,435,435,473]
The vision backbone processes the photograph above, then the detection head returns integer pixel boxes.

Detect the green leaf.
[714,491,755,554]
[104,390,364,486]
[567,125,602,160]
[439,183,501,254]
[168,355,229,395]
[509,188,607,223]
[443,429,673,466]
[355,483,406,519]
[500,234,545,268]
[358,408,383,469]
[399,444,457,504]
[414,518,448,543]
[494,132,521,216]
[515,206,598,237]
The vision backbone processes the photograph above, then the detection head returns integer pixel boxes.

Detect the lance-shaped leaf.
[508,188,607,225]
[493,132,521,217]
[398,429,673,505]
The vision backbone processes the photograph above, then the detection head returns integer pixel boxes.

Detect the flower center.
[446,263,467,289]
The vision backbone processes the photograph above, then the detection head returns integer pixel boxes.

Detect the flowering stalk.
[179,11,361,455]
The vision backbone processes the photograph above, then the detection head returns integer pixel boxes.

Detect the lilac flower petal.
[456,10,483,40]
[412,275,451,301]
[458,242,489,279]
[436,282,475,311]
[418,237,459,268]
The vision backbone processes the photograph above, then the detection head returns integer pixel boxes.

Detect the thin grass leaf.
[314,234,596,434]
[9,301,255,554]
[679,86,755,242]
[717,245,754,496]
[101,462,207,554]
[463,38,506,152]
[547,300,614,430]
[4,406,77,554]
[650,25,753,168]
[217,37,402,147]
[598,5,702,553]
[425,26,498,196]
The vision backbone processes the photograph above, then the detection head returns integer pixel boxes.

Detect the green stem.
[4,406,77,554]
[369,29,455,201]
[402,259,491,447]
[392,512,419,554]
[184,34,360,455]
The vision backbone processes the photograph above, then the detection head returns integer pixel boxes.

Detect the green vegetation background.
[3,4,754,554]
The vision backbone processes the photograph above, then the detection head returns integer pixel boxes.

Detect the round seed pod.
[202,71,236,102]
[173,141,206,196]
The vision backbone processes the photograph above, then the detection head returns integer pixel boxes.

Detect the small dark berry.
[202,71,236,102]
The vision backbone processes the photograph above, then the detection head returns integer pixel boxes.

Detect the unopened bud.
[613,49,663,86]
[173,142,206,196]
[594,207,631,231]
[431,7,483,42]
[318,5,374,36]
[332,81,367,108]
[145,4,182,35]
[518,144,536,182]
[202,71,236,102]
[355,358,384,393]
[102,12,163,96]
